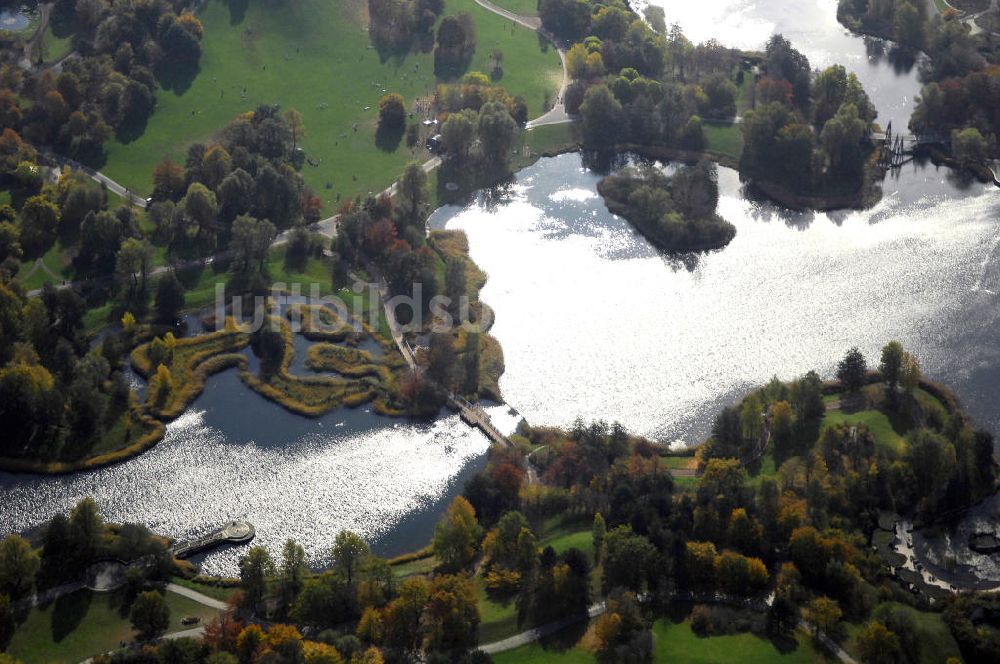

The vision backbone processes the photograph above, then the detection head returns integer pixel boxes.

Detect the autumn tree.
[116,237,155,295]
[152,158,186,200]
[804,595,842,636]
[378,93,407,131]
[131,590,170,639]
[432,496,482,572]
[0,535,40,599]
[856,621,902,664]
[284,108,306,151]
[230,215,276,272]
[331,530,370,585]
[419,574,479,654]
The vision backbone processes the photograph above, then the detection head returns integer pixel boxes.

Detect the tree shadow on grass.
[49,590,92,643]
[375,123,405,152]
[224,0,249,25]
[767,631,801,654]
[115,110,151,145]
[535,618,589,651]
[537,32,554,53]
[157,59,200,96]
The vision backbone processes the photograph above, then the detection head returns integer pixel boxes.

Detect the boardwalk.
[449,395,513,448]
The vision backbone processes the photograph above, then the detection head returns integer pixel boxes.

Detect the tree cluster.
[434,13,477,78]
[7,0,203,160]
[596,161,736,253]
[149,105,312,257]
[740,39,877,192]
[368,0,444,53]
[0,278,138,460]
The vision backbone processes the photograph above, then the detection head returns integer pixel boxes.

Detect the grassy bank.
[99,0,561,210]
[0,410,164,474]
[703,122,744,161]
[6,588,221,664]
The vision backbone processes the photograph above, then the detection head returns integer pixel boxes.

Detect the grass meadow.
[99,0,562,212]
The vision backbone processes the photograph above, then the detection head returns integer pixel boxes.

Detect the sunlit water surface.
[1,0,998,578]
[431,156,1000,445]
[0,362,497,576]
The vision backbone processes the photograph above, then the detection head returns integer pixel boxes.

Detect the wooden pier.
[449,395,513,448]
[171,520,256,559]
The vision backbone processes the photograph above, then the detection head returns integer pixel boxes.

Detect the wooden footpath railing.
[448,394,513,448]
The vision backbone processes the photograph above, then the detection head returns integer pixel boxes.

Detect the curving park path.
[471,0,571,128]
[26,1,571,296]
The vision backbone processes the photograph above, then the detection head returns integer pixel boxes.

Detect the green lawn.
[99,0,561,212]
[6,589,221,664]
[476,574,521,643]
[493,642,593,663]
[390,554,438,578]
[673,474,700,491]
[490,0,541,16]
[704,122,744,161]
[652,620,832,663]
[661,455,697,470]
[492,620,831,663]
[170,576,240,603]
[544,530,594,561]
[36,24,74,63]
[821,408,907,456]
[539,516,594,559]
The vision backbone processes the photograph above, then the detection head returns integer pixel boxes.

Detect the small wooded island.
[597,161,737,253]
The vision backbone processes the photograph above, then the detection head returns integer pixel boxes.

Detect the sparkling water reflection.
[0,370,491,576]
[430,154,1000,446]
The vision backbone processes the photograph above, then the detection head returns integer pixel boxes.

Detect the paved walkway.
[478,602,854,663]
[480,601,606,654]
[798,620,857,663]
[165,582,229,610]
[25,1,570,299]
[470,0,571,129]
[77,583,226,663]
[20,2,51,68]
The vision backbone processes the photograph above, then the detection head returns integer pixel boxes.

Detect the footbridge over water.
[448,395,514,448]
[870,122,949,168]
